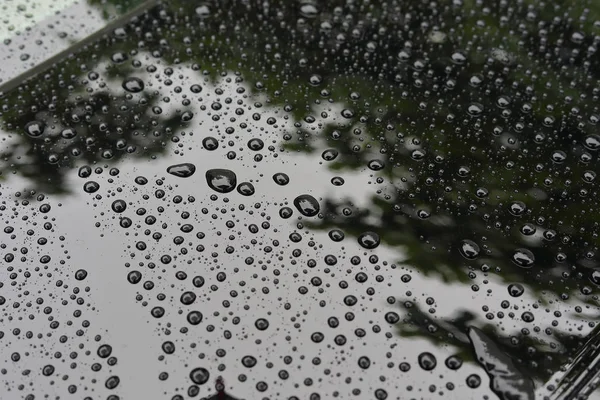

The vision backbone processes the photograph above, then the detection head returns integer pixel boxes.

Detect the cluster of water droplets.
[1,0,600,399]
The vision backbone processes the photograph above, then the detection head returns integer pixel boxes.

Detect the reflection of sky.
[0,0,77,39]
[0,0,141,84]
[0,69,597,400]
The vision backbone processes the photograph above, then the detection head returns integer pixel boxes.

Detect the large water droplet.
[24,120,45,137]
[445,355,463,370]
[368,159,384,171]
[507,283,524,297]
[189,367,210,385]
[83,181,100,193]
[241,355,257,368]
[459,240,480,259]
[111,199,127,213]
[418,352,437,370]
[237,182,255,196]
[167,163,196,178]
[508,201,526,216]
[584,134,600,151]
[122,77,144,93]
[293,194,320,217]
[357,231,380,249]
[273,172,289,186]
[467,102,484,116]
[195,5,211,17]
[322,149,339,161]
[206,169,237,193]
[299,3,319,18]
[512,248,535,268]
[590,271,600,286]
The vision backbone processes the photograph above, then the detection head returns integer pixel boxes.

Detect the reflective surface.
[1,0,600,399]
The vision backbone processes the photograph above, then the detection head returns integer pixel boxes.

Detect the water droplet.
[459,240,480,259]
[331,176,345,186]
[105,375,120,389]
[322,149,339,161]
[509,201,526,216]
[583,170,596,183]
[551,150,567,163]
[445,355,463,370]
[279,207,293,219]
[97,344,112,358]
[237,182,255,196]
[122,77,144,93]
[299,3,319,18]
[309,74,323,85]
[255,318,269,331]
[491,48,515,65]
[451,50,467,65]
[206,169,237,193]
[273,173,289,185]
[357,231,380,249]
[60,128,77,139]
[242,355,257,368]
[293,194,320,217]
[467,103,484,116]
[195,5,211,17]
[520,223,536,235]
[167,163,196,178]
[584,134,600,151]
[187,311,203,325]
[42,365,55,376]
[202,136,218,150]
[24,121,45,137]
[83,181,100,193]
[507,283,524,297]
[384,312,400,324]
[247,138,264,151]
[328,229,345,242]
[74,269,88,281]
[111,200,126,213]
[512,248,535,268]
[368,159,384,171]
[189,367,210,385]
[418,352,437,370]
[590,271,600,286]
[358,356,371,369]
[466,374,481,388]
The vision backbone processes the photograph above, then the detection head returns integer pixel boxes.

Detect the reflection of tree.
[1,88,184,194]
[87,0,149,20]
[398,304,590,385]
[0,0,598,394]
[0,0,187,194]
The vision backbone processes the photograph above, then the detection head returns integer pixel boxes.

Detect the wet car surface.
[1,1,600,399]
